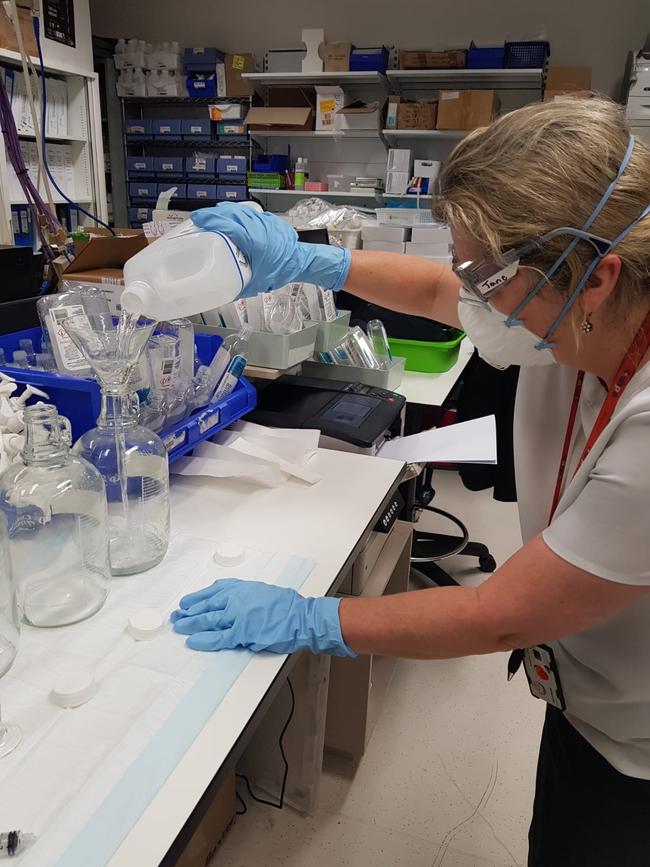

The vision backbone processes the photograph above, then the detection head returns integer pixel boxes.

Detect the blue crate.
[0,328,256,463]
[467,41,504,69]
[187,183,217,201]
[185,155,216,176]
[186,75,217,98]
[129,207,152,222]
[153,156,184,175]
[125,119,152,140]
[130,182,157,199]
[253,154,289,173]
[504,40,550,69]
[157,182,188,198]
[152,119,183,138]
[349,46,389,73]
[127,156,155,177]
[217,184,247,202]
[183,47,224,72]
[216,121,247,135]
[217,155,247,175]
[182,118,211,139]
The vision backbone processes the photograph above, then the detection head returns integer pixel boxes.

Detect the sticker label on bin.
[163,430,187,452]
[49,305,90,373]
[198,408,220,434]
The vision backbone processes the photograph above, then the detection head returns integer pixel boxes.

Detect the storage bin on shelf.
[302,356,406,390]
[376,208,435,227]
[0,329,256,463]
[467,41,504,69]
[504,41,550,69]
[194,322,319,369]
[386,331,465,373]
[313,310,351,352]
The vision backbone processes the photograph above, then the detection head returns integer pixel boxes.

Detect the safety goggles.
[451,228,612,306]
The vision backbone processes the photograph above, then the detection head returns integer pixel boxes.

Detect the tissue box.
[187,183,217,201]
[129,182,157,199]
[186,156,216,176]
[181,118,212,139]
[154,157,184,175]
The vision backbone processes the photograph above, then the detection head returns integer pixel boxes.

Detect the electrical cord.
[236,677,295,812]
[32,14,116,235]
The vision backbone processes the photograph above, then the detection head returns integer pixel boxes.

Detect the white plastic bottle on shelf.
[302,156,310,182]
[114,38,126,69]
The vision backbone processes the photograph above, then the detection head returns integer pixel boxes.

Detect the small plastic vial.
[11,351,27,369]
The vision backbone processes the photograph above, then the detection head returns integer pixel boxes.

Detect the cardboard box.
[337,100,381,130]
[393,97,438,130]
[321,41,351,72]
[216,53,255,98]
[361,225,410,243]
[245,106,314,132]
[436,90,496,130]
[405,241,451,256]
[169,769,236,867]
[543,67,592,102]
[315,86,345,131]
[399,49,466,70]
[0,5,37,56]
[58,229,148,313]
[363,240,406,253]
[411,224,452,244]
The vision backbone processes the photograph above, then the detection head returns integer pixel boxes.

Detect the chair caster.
[479,554,497,573]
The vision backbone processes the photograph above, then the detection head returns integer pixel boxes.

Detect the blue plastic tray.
[0,328,257,463]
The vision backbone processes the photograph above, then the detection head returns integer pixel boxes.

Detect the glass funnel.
[63,313,171,576]
[0,512,20,757]
[0,404,110,627]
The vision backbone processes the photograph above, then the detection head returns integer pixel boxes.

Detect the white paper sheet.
[171,444,288,487]
[377,415,497,465]
[214,433,321,485]
[229,421,320,456]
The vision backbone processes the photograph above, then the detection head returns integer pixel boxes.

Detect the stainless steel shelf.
[249,129,380,140]
[242,71,387,87]
[382,129,466,140]
[387,68,544,89]
[249,188,380,198]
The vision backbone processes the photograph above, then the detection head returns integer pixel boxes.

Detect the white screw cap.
[128,609,167,640]
[213,542,245,567]
[51,672,97,708]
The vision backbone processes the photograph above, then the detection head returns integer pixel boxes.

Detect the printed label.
[442,91,460,100]
[157,355,181,389]
[49,305,90,372]
[227,165,237,172]
[197,190,207,198]
[232,54,245,70]
[190,125,201,133]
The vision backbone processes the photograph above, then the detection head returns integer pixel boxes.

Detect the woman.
[171,97,650,866]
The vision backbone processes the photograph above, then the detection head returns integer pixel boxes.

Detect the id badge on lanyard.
[507,311,650,709]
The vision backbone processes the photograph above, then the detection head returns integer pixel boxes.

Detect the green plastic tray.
[387,331,465,373]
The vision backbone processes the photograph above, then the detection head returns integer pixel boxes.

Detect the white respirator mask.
[457,287,556,370]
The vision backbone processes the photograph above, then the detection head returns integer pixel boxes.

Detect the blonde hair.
[435,97,650,318]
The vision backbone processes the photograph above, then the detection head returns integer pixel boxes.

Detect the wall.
[91,0,649,97]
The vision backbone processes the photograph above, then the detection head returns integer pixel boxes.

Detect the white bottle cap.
[213,542,245,567]
[128,609,167,640]
[51,672,97,708]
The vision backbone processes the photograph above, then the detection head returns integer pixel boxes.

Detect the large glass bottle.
[62,311,170,576]
[0,404,110,627]
[73,387,170,575]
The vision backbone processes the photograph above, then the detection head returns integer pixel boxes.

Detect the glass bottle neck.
[22,405,71,466]
[97,388,139,428]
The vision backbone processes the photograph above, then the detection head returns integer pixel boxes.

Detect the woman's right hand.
[191,202,352,297]
[191,202,302,297]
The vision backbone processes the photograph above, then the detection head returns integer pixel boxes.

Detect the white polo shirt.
[514,361,650,778]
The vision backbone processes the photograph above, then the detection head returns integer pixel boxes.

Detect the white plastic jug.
[121,218,253,320]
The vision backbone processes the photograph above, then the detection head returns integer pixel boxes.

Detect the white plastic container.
[121,219,252,320]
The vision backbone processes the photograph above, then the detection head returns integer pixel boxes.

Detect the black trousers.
[529,706,650,866]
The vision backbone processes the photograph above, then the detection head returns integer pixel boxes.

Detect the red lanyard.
[549,312,650,523]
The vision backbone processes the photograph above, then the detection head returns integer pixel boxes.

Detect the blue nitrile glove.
[170,578,356,656]
[191,203,351,297]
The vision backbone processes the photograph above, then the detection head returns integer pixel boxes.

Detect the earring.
[580,312,593,334]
